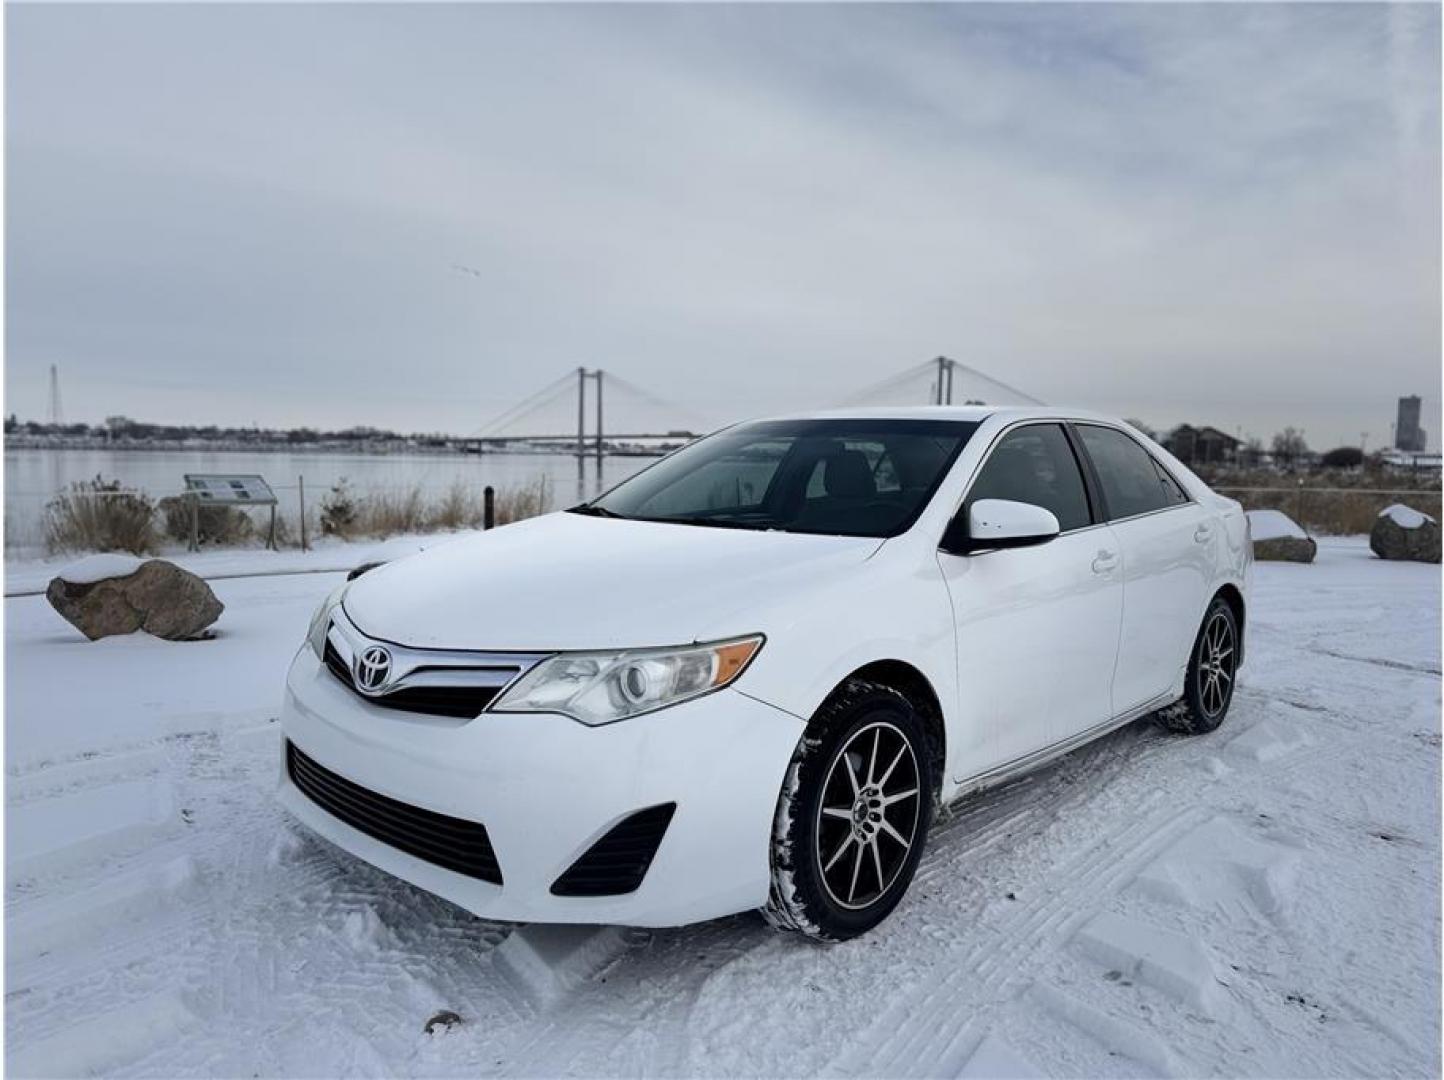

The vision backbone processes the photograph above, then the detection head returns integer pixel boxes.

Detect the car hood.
[342,510,884,651]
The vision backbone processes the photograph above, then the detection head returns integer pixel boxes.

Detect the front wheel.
[1156,597,1239,735]
[763,680,934,942]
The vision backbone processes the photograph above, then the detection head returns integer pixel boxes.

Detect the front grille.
[286,741,502,884]
[551,803,676,897]
[323,640,503,719]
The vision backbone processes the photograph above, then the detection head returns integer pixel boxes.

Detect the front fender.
[725,551,959,772]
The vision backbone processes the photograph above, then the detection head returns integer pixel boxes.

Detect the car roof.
[748,405,1125,425]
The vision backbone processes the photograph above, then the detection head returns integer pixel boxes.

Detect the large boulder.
[1253,534,1317,563]
[47,556,224,640]
[1370,504,1441,563]
[1247,509,1316,563]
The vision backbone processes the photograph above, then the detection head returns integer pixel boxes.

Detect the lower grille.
[286,741,502,884]
[551,803,676,897]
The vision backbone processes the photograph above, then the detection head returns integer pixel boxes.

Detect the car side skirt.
[947,688,1177,800]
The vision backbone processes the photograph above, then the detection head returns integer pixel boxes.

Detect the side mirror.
[940,498,1061,555]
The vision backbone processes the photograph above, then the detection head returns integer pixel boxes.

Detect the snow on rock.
[1371,504,1441,563]
[1247,509,1308,542]
[56,552,145,584]
[1381,504,1433,529]
[1247,510,1316,562]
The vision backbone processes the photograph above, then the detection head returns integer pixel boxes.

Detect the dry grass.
[1214,485,1442,536]
[1199,465,1442,493]
[360,486,429,536]
[44,477,159,555]
[1197,466,1441,536]
[492,475,552,526]
[429,481,483,531]
[38,473,556,555]
[310,476,552,540]
[158,496,256,547]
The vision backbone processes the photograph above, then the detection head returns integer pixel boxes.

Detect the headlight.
[306,583,349,660]
[491,635,764,725]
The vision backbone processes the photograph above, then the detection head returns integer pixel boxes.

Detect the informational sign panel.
[183,474,277,506]
[181,473,279,550]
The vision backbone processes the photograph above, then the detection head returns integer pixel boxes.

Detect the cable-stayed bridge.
[466,358,1041,457]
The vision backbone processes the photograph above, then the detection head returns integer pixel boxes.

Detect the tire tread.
[763,678,931,942]
[1152,596,1237,736]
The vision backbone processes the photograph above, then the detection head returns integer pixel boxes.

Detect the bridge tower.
[933,356,957,405]
[575,367,605,460]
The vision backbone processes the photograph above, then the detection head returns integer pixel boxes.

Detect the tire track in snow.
[126,728,525,1077]
[825,704,1308,1077]
[493,722,1213,1078]
[6,726,525,1078]
[482,723,1183,1078]
[833,798,1207,1077]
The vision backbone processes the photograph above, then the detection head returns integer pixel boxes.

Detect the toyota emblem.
[355,645,393,694]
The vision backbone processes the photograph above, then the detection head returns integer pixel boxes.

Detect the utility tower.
[48,365,63,425]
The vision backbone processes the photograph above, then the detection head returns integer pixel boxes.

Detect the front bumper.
[278,648,805,927]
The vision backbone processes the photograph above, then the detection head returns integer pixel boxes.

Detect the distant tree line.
[4,414,459,447]
[1127,418,1425,475]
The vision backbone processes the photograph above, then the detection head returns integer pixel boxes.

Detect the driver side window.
[966,424,1092,533]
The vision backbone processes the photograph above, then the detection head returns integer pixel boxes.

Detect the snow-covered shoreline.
[5,535,1440,1077]
[3,533,449,598]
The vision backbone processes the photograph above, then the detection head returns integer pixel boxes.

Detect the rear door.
[938,422,1124,778]
[1073,424,1215,715]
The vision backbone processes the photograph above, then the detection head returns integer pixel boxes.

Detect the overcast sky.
[6,3,1440,449]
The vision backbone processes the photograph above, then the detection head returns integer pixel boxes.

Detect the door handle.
[1091,550,1118,574]
[1194,524,1214,543]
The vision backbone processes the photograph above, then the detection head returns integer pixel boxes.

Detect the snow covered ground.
[5,536,1440,1077]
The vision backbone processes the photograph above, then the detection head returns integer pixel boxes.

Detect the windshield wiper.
[567,503,630,519]
[648,516,777,532]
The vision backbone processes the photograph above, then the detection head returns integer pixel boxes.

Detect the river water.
[4,447,657,554]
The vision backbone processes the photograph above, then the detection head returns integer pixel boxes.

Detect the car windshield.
[575,418,980,537]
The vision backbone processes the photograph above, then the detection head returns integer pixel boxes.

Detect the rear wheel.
[1156,597,1238,735]
[763,680,934,942]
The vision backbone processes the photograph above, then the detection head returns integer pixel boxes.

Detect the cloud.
[5,3,1439,447]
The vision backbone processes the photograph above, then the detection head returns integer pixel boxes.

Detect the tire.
[1155,596,1239,735]
[763,679,935,942]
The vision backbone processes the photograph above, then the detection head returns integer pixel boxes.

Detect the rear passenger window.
[1077,425,1187,519]
[1151,458,1190,506]
[967,424,1092,532]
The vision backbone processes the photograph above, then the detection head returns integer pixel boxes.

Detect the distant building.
[1379,448,1441,471]
[1165,424,1241,466]
[1395,396,1427,452]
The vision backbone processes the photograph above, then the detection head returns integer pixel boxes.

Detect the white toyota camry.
[280,408,1250,941]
